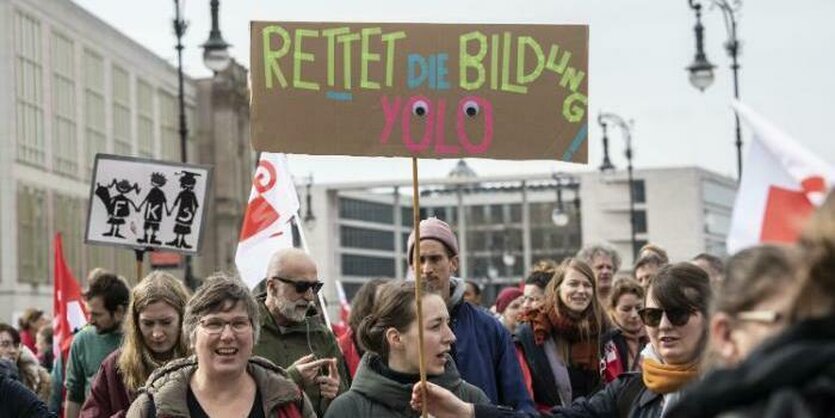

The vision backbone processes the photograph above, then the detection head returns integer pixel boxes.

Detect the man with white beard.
[253,248,350,417]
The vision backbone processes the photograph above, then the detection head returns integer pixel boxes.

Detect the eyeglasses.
[638,307,694,327]
[199,317,252,335]
[736,310,784,324]
[272,276,324,294]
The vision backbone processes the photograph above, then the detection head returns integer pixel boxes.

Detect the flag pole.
[295,215,333,331]
[411,157,428,418]
[134,249,145,284]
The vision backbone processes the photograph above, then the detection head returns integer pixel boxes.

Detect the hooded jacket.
[446,277,537,413]
[252,300,351,417]
[324,352,490,417]
[668,315,835,418]
[125,355,315,418]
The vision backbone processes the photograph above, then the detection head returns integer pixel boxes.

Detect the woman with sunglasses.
[515,258,603,410]
[325,280,489,417]
[669,194,835,418]
[127,273,315,418]
[410,262,712,418]
[81,271,190,418]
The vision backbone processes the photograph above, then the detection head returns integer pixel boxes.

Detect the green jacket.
[253,301,350,417]
[325,353,491,417]
[125,355,315,418]
[64,326,122,403]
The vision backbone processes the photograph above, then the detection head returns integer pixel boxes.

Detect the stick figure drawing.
[165,171,200,249]
[95,179,140,238]
[136,172,170,245]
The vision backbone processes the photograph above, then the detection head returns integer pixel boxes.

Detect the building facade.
[302,163,736,307]
[0,0,250,321]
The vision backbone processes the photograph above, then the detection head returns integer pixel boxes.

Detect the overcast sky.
[74,0,835,184]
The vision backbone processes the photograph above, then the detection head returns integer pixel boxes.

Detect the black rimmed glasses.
[272,276,324,294]
[638,307,694,327]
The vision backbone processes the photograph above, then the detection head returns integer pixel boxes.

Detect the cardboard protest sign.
[251,22,589,162]
[85,154,213,255]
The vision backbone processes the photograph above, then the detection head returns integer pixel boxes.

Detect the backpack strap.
[616,374,644,418]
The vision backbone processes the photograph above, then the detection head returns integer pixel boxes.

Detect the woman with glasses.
[81,271,190,417]
[515,258,603,410]
[325,280,489,417]
[410,262,712,418]
[127,273,314,418]
[0,323,51,402]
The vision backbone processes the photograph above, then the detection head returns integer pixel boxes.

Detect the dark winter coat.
[0,359,53,418]
[324,353,490,418]
[515,322,600,408]
[668,315,835,418]
[448,277,536,413]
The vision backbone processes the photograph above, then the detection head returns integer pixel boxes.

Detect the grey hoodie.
[325,352,490,418]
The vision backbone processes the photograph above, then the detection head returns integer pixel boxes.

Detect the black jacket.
[0,359,54,418]
[516,322,600,407]
[668,315,835,418]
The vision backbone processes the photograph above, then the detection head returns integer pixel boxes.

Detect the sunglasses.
[272,276,324,294]
[638,307,693,327]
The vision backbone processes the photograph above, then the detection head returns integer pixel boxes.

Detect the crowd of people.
[2,192,834,417]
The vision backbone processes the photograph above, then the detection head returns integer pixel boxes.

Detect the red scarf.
[522,306,600,370]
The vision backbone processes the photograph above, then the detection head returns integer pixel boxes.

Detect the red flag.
[52,233,88,359]
[727,102,835,252]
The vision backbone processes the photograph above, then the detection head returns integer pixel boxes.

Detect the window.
[632,179,646,204]
[341,254,396,277]
[18,184,48,283]
[159,91,179,161]
[137,79,154,158]
[51,31,77,176]
[339,198,394,224]
[14,11,45,166]
[112,65,132,156]
[702,180,736,209]
[340,226,394,251]
[53,194,84,280]
[84,49,106,177]
[633,210,647,234]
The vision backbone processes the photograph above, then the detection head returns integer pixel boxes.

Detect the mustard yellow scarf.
[641,357,698,394]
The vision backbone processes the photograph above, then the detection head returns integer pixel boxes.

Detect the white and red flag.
[235,153,300,289]
[727,101,835,253]
[52,233,88,359]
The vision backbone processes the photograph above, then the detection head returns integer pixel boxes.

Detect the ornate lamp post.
[687,0,743,180]
[172,0,231,288]
[598,112,637,260]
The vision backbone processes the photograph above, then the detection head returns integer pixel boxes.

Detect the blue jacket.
[448,278,536,413]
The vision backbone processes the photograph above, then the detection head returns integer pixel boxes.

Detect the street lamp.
[686,0,743,180]
[598,112,638,261]
[551,173,575,227]
[303,174,316,228]
[201,0,232,73]
[172,0,231,289]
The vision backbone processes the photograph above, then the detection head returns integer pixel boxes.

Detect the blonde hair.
[118,271,191,393]
[794,191,835,319]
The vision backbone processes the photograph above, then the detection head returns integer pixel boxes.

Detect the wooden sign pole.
[134,249,145,285]
[411,157,428,418]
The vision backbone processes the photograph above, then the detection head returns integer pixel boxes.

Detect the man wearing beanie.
[408,218,535,413]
